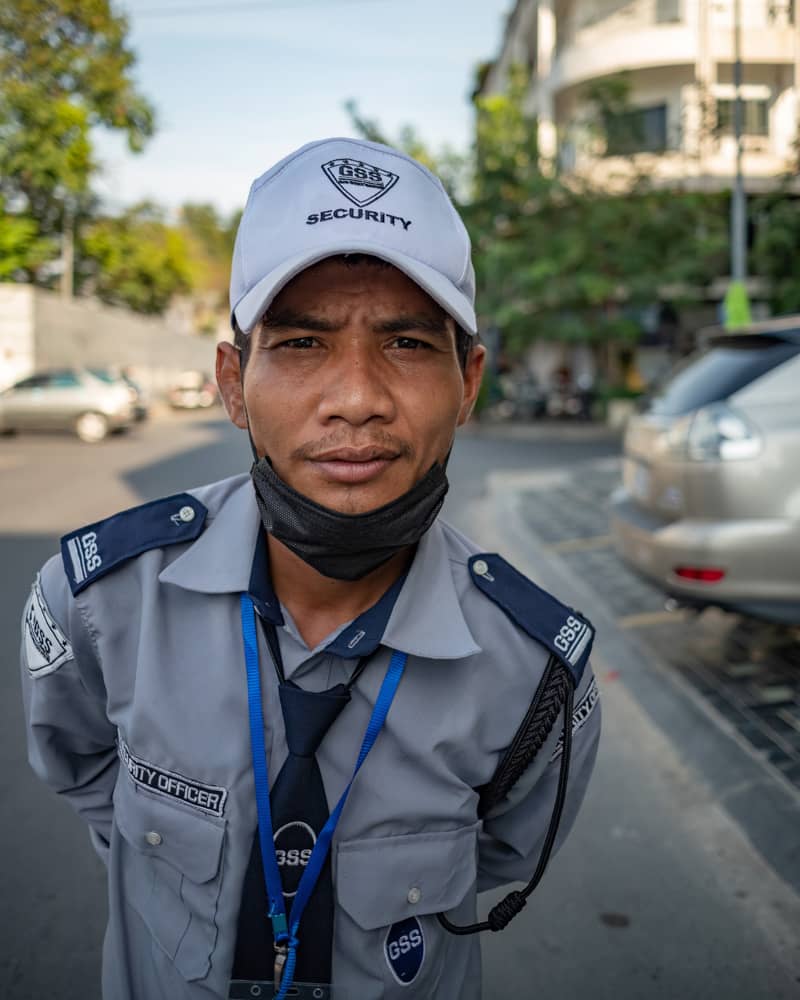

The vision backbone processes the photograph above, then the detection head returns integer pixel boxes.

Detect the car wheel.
[75,411,109,443]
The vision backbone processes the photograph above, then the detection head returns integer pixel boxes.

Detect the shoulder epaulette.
[468,553,594,686]
[60,492,208,596]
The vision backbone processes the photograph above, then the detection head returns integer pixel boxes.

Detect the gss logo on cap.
[322,157,399,207]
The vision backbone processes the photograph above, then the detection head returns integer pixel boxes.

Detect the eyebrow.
[262,309,451,341]
[262,309,337,333]
[374,315,450,340]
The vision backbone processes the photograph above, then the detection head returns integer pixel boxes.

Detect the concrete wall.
[0,285,35,390]
[0,285,217,393]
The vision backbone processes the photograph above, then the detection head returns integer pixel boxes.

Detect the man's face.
[217,258,484,514]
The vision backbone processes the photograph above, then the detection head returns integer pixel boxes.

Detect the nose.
[316,341,397,427]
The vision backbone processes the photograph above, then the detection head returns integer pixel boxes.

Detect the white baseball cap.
[229,137,477,336]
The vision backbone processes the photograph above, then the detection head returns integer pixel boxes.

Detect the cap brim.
[232,241,477,336]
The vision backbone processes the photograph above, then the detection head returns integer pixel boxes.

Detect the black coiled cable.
[437,657,575,935]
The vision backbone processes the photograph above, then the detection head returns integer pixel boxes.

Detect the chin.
[311,481,408,516]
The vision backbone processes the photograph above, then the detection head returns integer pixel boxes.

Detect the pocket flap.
[336,824,478,931]
[114,776,225,884]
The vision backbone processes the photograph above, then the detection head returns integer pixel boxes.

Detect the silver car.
[610,318,800,624]
[0,368,134,442]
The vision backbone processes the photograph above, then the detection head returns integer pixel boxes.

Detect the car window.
[647,336,800,417]
[88,368,116,384]
[47,371,82,388]
[9,374,48,390]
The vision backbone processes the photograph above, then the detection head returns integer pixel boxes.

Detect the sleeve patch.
[550,676,600,761]
[24,576,74,678]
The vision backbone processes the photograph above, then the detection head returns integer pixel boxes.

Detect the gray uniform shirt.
[21,473,600,1000]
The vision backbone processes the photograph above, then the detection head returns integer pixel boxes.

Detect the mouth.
[307,446,401,485]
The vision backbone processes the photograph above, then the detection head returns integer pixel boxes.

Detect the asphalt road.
[1,413,798,999]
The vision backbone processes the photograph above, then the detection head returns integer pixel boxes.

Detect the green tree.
[0,0,154,276]
[80,202,192,314]
[752,194,800,315]
[0,198,56,278]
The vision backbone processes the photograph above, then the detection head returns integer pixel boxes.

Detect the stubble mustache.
[292,432,415,463]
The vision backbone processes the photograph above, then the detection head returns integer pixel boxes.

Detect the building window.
[604,104,668,155]
[656,0,682,22]
[716,99,769,136]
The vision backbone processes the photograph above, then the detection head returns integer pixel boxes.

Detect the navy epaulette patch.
[469,553,594,686]
[60,493,207,596]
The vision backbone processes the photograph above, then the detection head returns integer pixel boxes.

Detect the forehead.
[269,257,447,317]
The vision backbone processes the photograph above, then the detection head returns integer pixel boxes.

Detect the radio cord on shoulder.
[437,655,575,935]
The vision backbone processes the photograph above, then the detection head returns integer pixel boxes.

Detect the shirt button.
[145,831,162,847]
[407,887,421,905]
[473,559,489,577]
[178,505,195,523]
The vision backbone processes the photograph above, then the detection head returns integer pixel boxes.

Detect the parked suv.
[610,317,800,624]
[0,368,134,442]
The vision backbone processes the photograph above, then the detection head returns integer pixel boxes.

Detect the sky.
[93,0,513,218]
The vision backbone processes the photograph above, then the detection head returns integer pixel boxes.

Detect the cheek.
[404,377,463,444]
[243,369,309,453]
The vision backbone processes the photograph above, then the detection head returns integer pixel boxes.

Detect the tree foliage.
[752,193,800,315]
[178,203,239,304]
[80,202,192,314]
[0,197,55,278]
[0,0,155,275]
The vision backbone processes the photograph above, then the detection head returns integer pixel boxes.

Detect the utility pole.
[730,0,746,283]
[60,199,74,300]
[724,0,751,328]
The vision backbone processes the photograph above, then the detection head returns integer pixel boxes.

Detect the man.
[21,137,600,1000]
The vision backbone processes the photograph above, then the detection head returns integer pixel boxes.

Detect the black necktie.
[232,679,350,986]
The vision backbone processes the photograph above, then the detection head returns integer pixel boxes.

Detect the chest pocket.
[113,774,226,981]
[335,824,479,994]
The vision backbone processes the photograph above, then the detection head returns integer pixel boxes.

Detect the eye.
[276,336,317,350]
[390,336,432,350]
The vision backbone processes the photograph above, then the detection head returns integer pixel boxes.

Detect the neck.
[267,532,413,649]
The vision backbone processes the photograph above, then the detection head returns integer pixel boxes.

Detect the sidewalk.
[466,466,800,999]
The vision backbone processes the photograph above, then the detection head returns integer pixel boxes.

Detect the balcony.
[552,0,697,91]
[550,0,796,94]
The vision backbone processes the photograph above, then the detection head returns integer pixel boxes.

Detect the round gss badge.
[273,821,316,897]
[385,917,425,985]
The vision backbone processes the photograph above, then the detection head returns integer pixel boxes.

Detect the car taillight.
[674,566,726,582]
[685,403,761,461]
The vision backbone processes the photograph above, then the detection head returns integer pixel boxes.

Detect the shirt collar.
[159,475,480,661]
[247,526,406,659]
[382,519,481,660]
[247,526,284,625]
[158,474,260,594]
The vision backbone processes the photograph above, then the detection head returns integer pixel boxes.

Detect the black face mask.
[250,458,449,581]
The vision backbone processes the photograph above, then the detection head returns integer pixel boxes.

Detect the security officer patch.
[385,917,425,985]
[118,739,228,818]
[24,577,73,678]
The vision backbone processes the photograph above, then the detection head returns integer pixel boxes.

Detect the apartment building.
[480,0,800,191]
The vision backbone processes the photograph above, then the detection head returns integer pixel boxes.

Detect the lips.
[307,446,400,485]
[310,446,400,463]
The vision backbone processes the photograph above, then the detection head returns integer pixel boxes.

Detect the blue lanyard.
[240,593,407,998]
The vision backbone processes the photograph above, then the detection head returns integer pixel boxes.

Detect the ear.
[216,341,248,430]
[457,344,486,426]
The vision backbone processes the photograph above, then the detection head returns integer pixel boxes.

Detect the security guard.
[21,138,600,1000]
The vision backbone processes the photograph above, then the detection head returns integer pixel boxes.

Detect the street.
[1,413,799,999]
